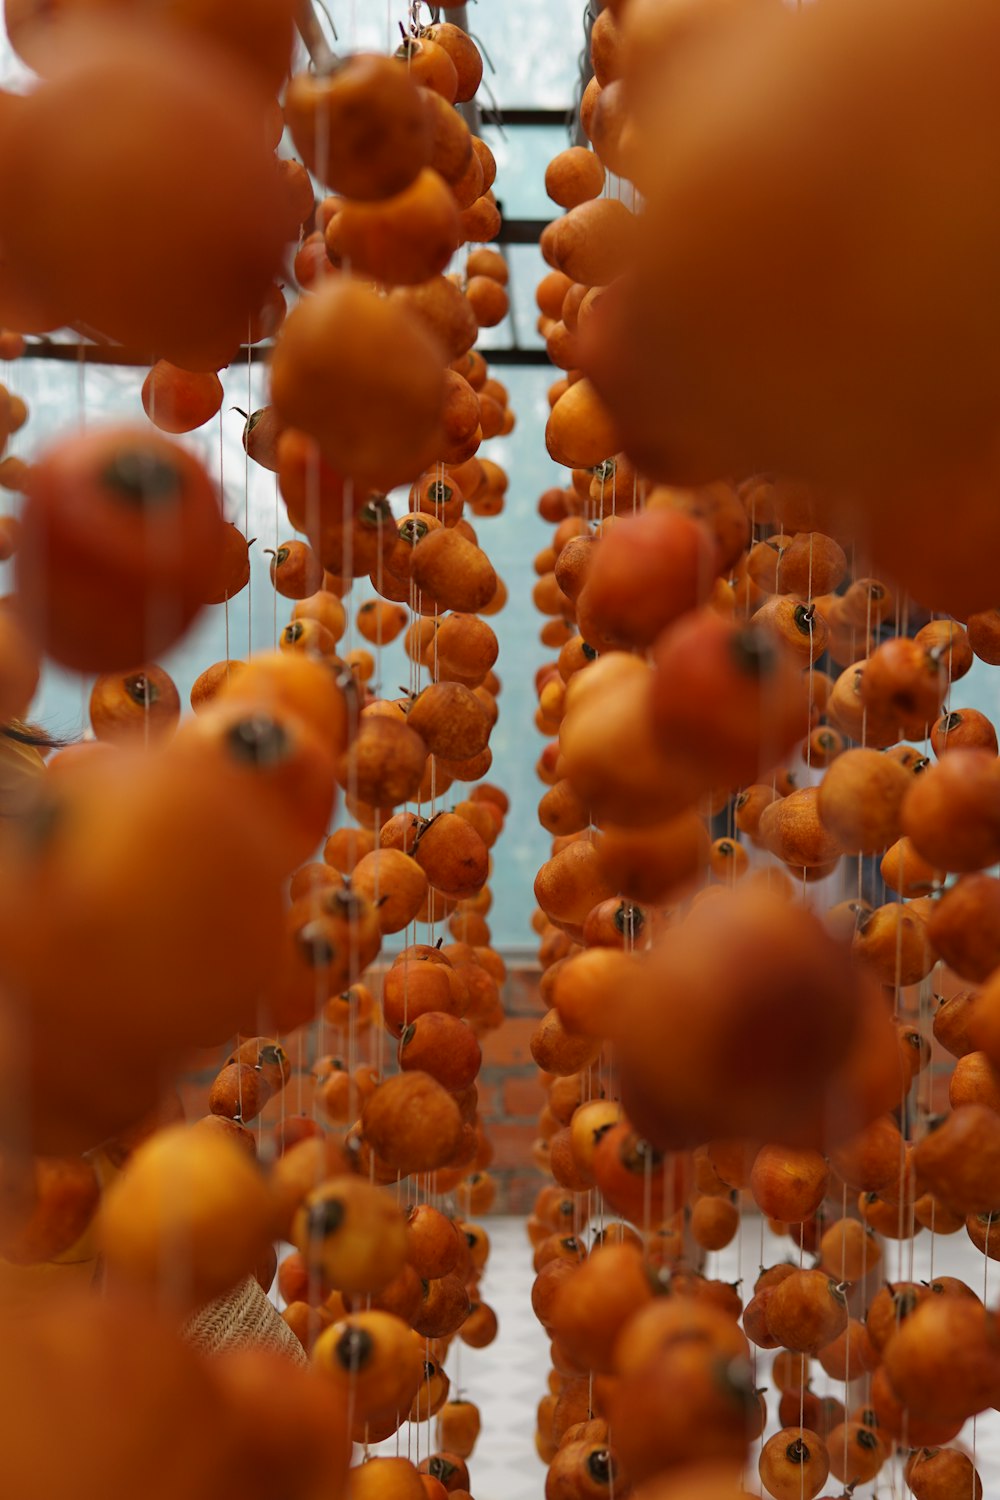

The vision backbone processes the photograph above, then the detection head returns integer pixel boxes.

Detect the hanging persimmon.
[0,24,288,369]
[329,169,461,287]
[285,55,431,201]
[5,0,296,90]
[172,698,337,873]
[271,279,446,491]
[141,362,224,435]
[89,665,181,745]
[17,425,225,672]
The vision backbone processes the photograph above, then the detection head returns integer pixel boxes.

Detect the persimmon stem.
[411,812,440,853]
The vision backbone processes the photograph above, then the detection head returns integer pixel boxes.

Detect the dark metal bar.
[22,341,273,367]
[477,346,550,365]
[479,107,574,128]
[493,216,548,245]
[23,338,552,367]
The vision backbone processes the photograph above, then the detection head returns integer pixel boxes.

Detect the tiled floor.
[283,1215,1000,1499]
[711,1219,1000,1499]
[411,1216,1000,1500]
[433,1217,551,1500]
[368,1216,550,1500]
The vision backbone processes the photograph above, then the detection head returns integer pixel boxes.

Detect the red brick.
[491,1171,546,1214]
[484,1121,539,1169]
[501,1074,547,1119]
[505,969,546,1016]
[473,1081,501,1117]
[480,1016,538,1068]
[928,1067,953,1113]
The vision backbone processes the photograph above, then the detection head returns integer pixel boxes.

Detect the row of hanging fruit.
[0,1,524,1495]
[524,0,1000,1496]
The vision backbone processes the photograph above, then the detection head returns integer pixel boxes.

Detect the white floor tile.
[291,1214,1000,1498]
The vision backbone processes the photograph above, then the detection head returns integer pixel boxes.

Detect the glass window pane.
[485,124,569,221]
[465,0,586,108]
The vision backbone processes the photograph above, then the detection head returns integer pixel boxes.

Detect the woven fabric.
[0,727,46,815]
[184,1275,307,1367]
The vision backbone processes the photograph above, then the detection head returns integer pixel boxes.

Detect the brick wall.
[478,964,546,1213]
[180,960,547,1215]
